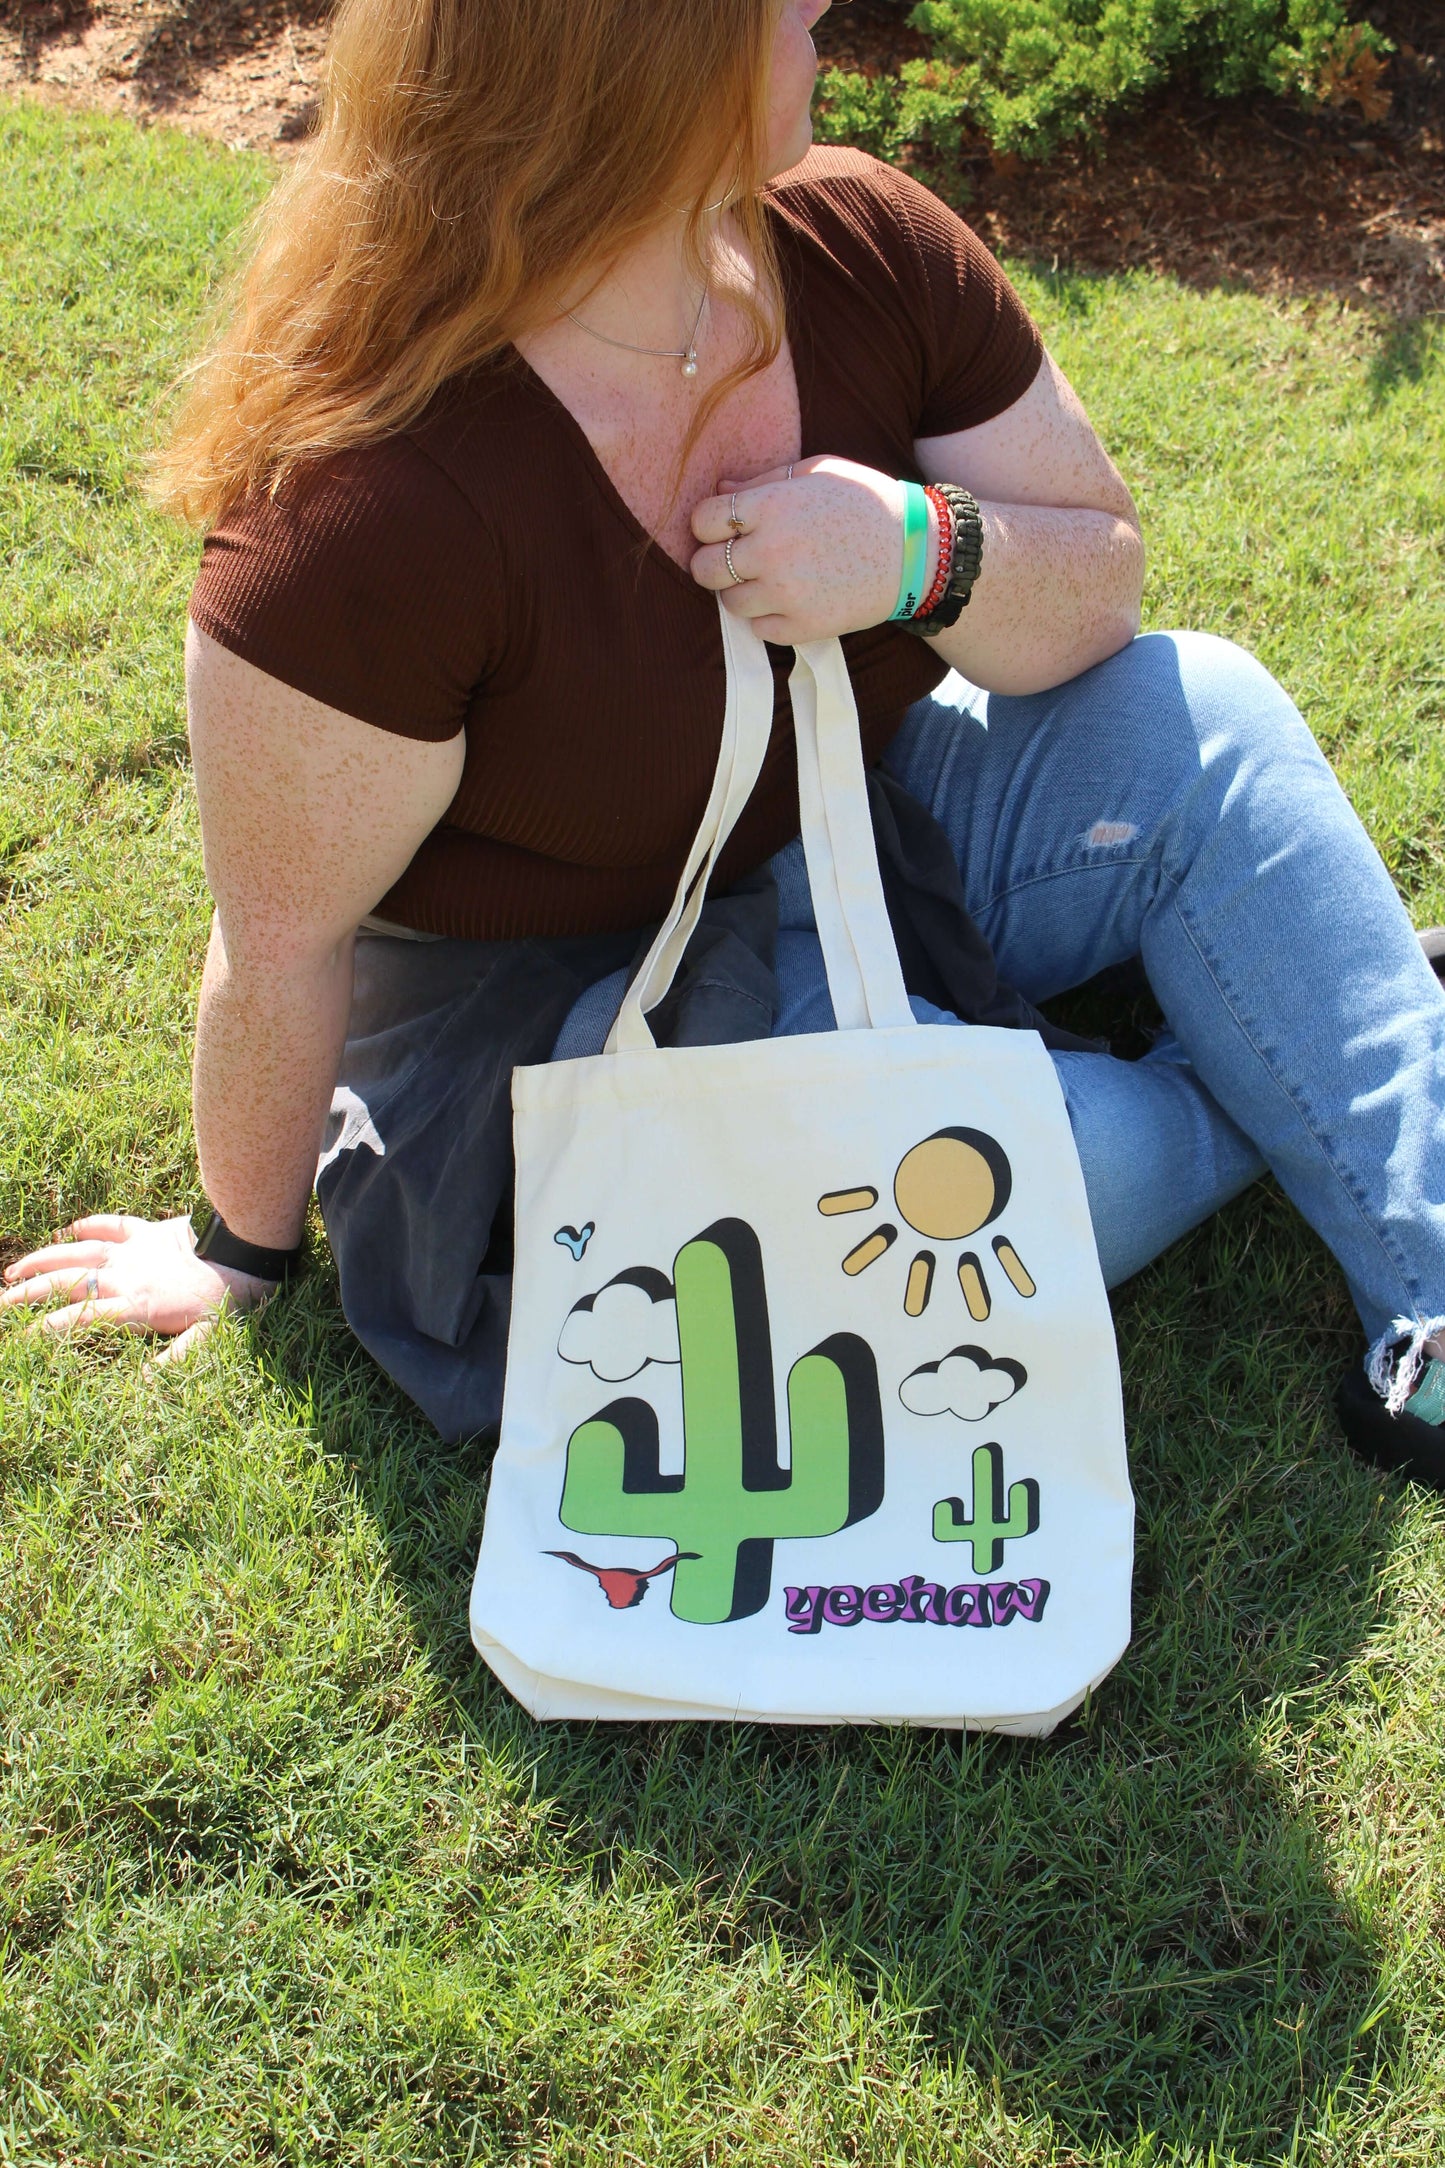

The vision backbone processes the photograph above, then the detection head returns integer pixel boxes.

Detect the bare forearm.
[925,501,1144,696]
[192,914,356,1249]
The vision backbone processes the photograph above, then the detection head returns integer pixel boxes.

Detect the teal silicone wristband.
[890,480,931,621]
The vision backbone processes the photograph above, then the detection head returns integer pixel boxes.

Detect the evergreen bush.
[815,0,1389,174]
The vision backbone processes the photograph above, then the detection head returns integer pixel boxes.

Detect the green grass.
[3,96,1445,2166]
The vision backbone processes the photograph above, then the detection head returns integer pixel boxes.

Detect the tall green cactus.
[560,1219,884,1623]
[933,1441,1039,1574]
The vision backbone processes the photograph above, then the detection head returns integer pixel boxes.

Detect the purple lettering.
[783,1585,827,1635]
[987,1578,1051,1624]
[896,1574,947,1624]
[822,1583,864,1626]
[943,1583,989,1628]
[862,1582,904,1623]
[780,1573,1051,1631]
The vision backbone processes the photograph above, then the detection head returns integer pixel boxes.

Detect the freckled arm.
[915,351,1145,697]
[186,623,465,1249]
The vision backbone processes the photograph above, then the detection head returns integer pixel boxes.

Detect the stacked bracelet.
[900,482,985,639]
[889,480,933,621]
[916,486,955,619]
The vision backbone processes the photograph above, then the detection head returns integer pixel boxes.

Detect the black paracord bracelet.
[192,1206,305,1284]
[900,483,984,639]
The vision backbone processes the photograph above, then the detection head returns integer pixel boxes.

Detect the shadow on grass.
[1367,311,1443,408]
[1026,257,1443,420]
[254,1167,1401,2159]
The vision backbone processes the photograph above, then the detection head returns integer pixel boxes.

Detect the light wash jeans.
[554,631,1445,1377]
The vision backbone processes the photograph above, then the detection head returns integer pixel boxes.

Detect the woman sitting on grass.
[6,0,1445,1479]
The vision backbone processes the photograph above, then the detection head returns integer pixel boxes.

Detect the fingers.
[691,534,806,629]
[4,1240,111,1283]
[692,490,754,546]
[4,1214,139,1285]
[1,1265,102,1309]
[691,542,777,621]
[732,612,803,645]
[691,535,757,592]
[693,468,807,545]
[30,1295,133,1338]
[2,1265,137,1336]
[716,458,817,494]
[693,455,817,558]
[149,1317,218,1371]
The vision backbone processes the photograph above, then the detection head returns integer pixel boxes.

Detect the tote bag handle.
[608,604,912,1054]
[790,635,913,1032]
[608,607,775,1053]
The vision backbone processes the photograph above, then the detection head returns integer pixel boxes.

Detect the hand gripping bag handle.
[609,603,911,1053]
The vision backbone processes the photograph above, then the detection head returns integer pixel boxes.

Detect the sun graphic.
[818,1127,1036,1322]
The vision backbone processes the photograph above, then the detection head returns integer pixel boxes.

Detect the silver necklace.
[567,284,710,380]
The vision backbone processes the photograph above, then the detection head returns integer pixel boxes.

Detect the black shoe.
[1335,1361,1445,1489]
[1334,935,1444,1484]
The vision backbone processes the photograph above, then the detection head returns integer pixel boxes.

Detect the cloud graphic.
[899,1344,1027,1422]
[558,1267,680,1382]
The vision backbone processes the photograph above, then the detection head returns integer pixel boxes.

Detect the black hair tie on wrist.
[192,1206,305,1285]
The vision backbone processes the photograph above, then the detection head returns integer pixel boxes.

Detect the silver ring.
[724,537,745,586]
[85,1272,99,1300]
[786,462,795,480]
[728,492,745,533]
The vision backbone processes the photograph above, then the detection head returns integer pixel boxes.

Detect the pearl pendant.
[681,352,699,379]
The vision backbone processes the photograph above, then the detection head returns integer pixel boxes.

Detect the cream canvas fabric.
[470,607,1133,1730]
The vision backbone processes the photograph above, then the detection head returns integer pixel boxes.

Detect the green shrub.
[814,0,1389,172]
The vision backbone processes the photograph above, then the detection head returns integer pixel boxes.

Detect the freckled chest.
[518,334,803,571]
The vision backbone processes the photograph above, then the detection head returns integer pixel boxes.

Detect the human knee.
[1070,628,1281,739]
[1074,630,1332,877]
[1094,633,1326,855]
[1155,629,1315,768]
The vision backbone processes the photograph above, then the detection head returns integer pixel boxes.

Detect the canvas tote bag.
[470,604,1133,1731]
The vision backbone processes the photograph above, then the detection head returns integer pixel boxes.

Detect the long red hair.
[152,0,784,527]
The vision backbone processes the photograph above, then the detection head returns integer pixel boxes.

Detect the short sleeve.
[769,149,1044,440]
[882,164,1044,438]
[189,432,499,741]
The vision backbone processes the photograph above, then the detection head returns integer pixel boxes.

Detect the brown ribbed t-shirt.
[189,147,1043,940]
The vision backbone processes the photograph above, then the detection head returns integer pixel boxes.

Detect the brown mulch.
[0,0,330,149]
[962,92,1444,316]
[813,0,1445,315]
[1,0,1442,314]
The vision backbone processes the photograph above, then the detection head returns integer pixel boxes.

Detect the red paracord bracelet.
[916,485,954,619]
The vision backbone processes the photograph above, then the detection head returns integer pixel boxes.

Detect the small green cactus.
[933,1441,1039,1574]
[560,1219,884,1624]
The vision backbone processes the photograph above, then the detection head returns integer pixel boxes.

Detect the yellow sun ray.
[842,1224,897,1276]
[904,1251,935,1317]
[818,1186,878,1216]
[992,1236,1036,1299]
[957,1252,991,1322]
